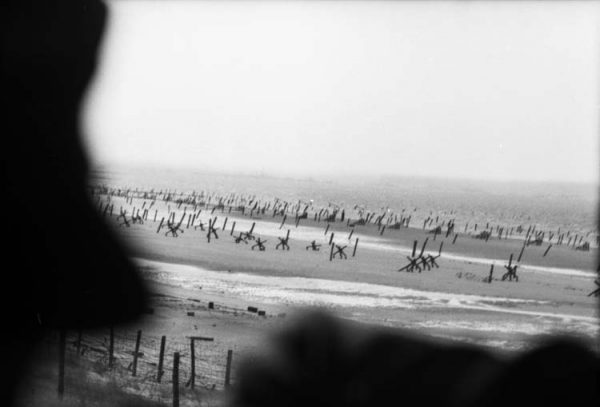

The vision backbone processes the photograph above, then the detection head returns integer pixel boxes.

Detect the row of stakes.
[93,185,597,252]
[398,237,542,285]
[108,199,597,285]
[99,194,599,294]
[57,328,234,407]
[145,208,361,260]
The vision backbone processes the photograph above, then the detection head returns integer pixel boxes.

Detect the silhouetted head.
[2,0,147,364]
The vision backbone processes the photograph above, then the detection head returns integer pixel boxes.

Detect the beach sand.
[15,194,598,406]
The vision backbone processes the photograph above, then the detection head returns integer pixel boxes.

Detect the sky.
[83,0,600,184]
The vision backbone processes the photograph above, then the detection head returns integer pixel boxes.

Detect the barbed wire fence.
[36,327,249,406]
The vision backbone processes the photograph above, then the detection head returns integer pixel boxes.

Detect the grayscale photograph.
[3,1,599,406]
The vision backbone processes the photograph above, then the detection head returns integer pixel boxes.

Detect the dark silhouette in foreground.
[2,1,598,406]
[2,0,147,404]
[233,311,599,407]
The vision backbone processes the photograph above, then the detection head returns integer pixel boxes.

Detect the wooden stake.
[190,338,196,389]
[225,350,233,388]
[132,330,141,376]
[517,245,525,262]
[353,238,359,257]
[157,336,166,382]
[173,352,180,407]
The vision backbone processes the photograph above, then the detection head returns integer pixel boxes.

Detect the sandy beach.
[15,191,598,407]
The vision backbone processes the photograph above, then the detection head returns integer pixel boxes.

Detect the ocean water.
[90,164,598,239]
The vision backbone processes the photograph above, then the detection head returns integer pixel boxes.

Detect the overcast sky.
[83,0,599,184]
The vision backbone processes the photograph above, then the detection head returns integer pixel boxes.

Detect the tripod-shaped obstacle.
[194,220,205,231]
[424,242,443,269]
[276,230,291,250]
[398,239,428,273]
[131,211,144,225]
[501,254,519,282]
[240,222,257,242]
[306,240,321,251]
[233,233,248,244]
[252,238,267,251]
[206,218,219,242]
[117,209,130,228]
[165,214,185,237]
[332,244,348,259]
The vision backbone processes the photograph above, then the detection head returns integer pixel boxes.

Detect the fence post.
[190,338,196,389]
[157,335,166,382]
[352,238,359,257]
[132,330,141,376]
[58,329,66,400]
[173,352,180,407]
[225,349,233,388]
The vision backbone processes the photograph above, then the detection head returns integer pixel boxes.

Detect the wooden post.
[132,330,141,376]
[488,264,494,283]
[420,238,428,257]
[173,352,180,407]
[517,245,525,262]
[329,232,335,245]
[280,215,287,229]
[225,349,233,388]
[58,329,66,399]
[380,225,386,236]
[190,338,196,389]
[452,234,458,244]
[412,240,418,258]
[207,218,212,243]
[324,224,330,236]
[329,243,334,261]
[543,244,552,257]
[438,241,444,256]
[352,238,359,257]
[109,327,114,368]
[348,229,354,241]
[223,217,228,231]
[157,336,166,382]
[230,221,236,236]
